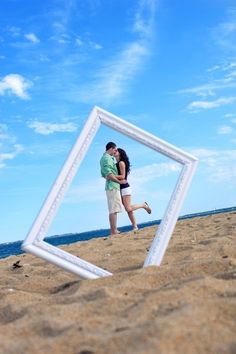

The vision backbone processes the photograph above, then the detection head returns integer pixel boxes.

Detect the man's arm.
[106,174,127,184]
[106,173,122,184]
[101,155,114,177]
[101,155,126,183]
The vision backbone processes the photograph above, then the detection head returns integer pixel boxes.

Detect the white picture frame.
[22,106,198,279]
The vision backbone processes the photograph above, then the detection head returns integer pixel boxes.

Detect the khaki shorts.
[106,189,122,214]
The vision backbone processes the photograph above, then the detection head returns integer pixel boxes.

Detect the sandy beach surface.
[0,211,236,354]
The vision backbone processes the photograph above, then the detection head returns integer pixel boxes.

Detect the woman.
[111,148,151,231]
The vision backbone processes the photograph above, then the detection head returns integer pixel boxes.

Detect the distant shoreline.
[1,205,236,260]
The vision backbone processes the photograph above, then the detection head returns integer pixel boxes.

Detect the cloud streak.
[212,7,236,52]
[187,96,236,112]
[0,124,24,168]
[79,42,148,104]
[65,160,180,204]
[0,74,32,99]
[28,121,78,135]
[0,144,23,168]
[178,78,236,98]
[217,125,234,134]
[76,0,157,105]
[178,59,236,110]
[24,33,40,44]
[191,148,236,183]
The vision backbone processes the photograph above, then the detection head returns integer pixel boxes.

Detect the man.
[100,142,123,235]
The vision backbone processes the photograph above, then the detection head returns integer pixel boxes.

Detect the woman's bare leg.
[122,195,149,229]
[122,195,152,229]
[121,195,136,228]
[128,211,138,229]
[122,195,151,213]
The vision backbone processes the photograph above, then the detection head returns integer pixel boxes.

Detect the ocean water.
[0,206,235,260]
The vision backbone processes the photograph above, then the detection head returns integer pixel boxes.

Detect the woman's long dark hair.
[117,148,131,175]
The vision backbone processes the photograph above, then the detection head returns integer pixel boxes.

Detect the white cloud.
[130,162,180,183]
[129,162,180,196]
[24,33,40,44]
[191,148,236,183]
[133,0,156,37]
[58,38,70,44]
[65,160,179,204]
[207,65,221,72]
[56,33,71,44]
[178,60,236,98]
[226,70,236,81]
[0,123,9,142]
[178,79,236,98]
[0,74,32,99]
[76,0,156,104]
[223,113,236,124]
[39,54,50,62]
[0,143,24,169]
[7,26,21,37]
[75,38,83,46]
[224,113,236,118]
[65,178,105,204]
[0,123,23,168]
[178,60,236,114]
[89,41,102,50]
[187,96,236,112]
[217,125,234,134]
[80,42,148,104]
[28,121,77,135]
[0,123,18,146]
[212,8,236,51]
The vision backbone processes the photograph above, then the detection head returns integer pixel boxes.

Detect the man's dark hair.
[106,142,116,151]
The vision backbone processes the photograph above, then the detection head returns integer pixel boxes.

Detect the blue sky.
[1,0,236,244]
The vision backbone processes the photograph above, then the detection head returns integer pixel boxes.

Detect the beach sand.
[0,211,235,354]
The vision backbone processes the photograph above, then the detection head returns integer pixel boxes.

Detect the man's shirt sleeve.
[102,155,113,177]
[101,154,114,177]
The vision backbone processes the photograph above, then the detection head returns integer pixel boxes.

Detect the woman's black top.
[116,162,130,189]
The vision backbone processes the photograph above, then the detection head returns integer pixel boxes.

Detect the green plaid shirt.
[100,153,120,191]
